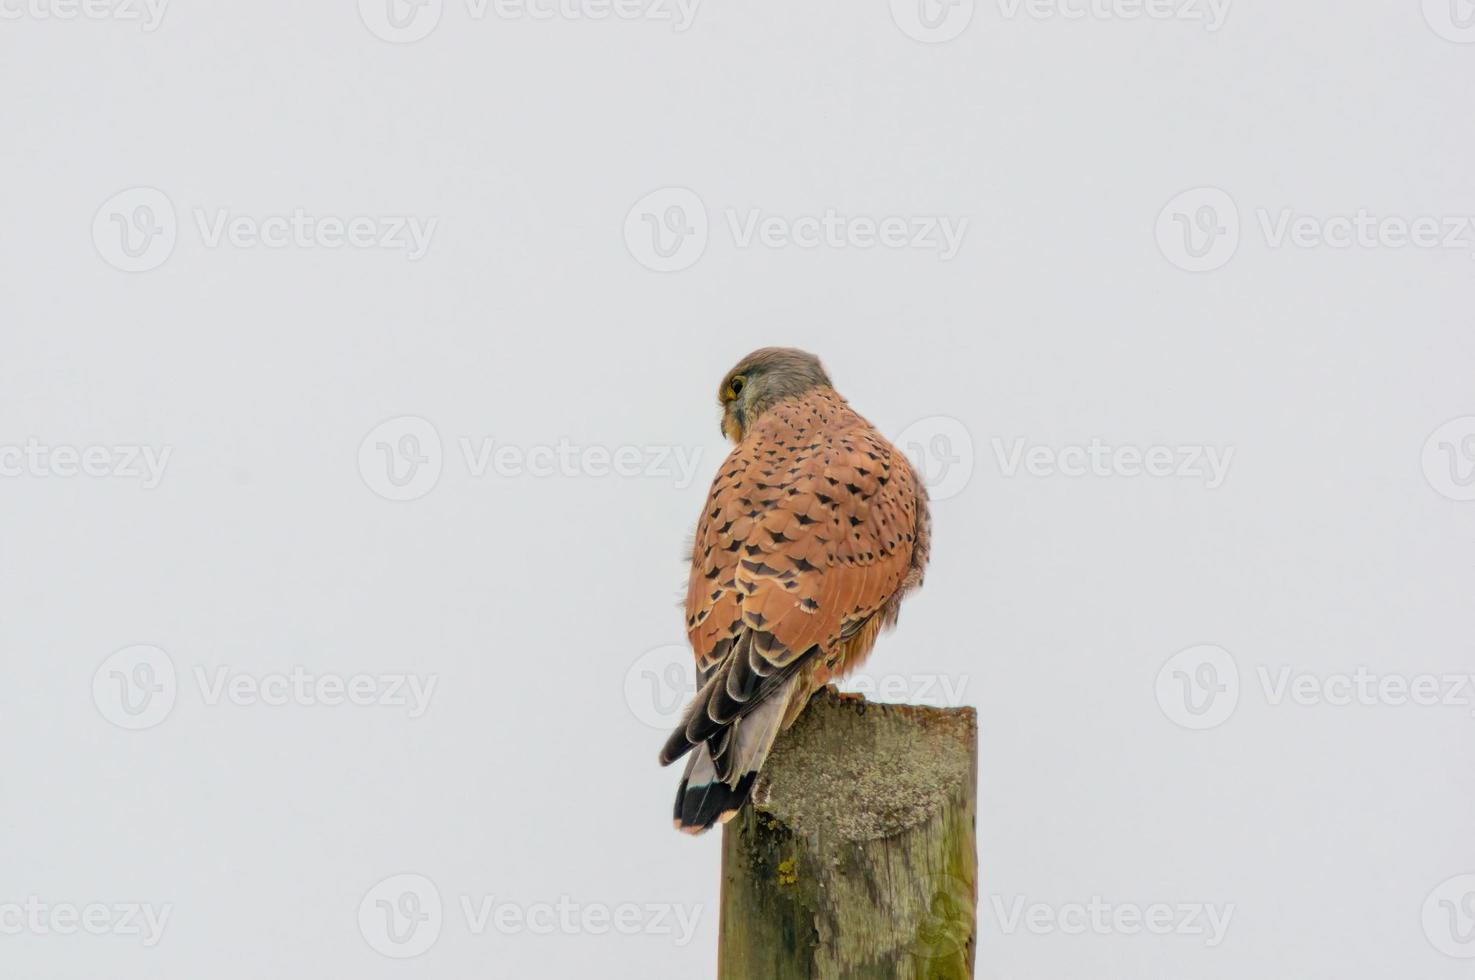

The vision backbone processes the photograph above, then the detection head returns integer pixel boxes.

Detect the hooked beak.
[722,403,745,443]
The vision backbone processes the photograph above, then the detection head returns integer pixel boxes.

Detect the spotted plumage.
[659,348,930,833]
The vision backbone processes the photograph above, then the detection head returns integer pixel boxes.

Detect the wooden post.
[718,688,978,979]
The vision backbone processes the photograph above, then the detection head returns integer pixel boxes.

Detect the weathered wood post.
[718,688,978,979]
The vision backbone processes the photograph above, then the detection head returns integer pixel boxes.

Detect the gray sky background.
[3,1,1474,977]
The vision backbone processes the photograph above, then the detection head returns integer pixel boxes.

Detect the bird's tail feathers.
[671,674,796,834]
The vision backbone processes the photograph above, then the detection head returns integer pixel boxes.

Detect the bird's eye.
[728,376,746,398]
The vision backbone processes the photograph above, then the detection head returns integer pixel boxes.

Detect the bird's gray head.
[717,347,833,443]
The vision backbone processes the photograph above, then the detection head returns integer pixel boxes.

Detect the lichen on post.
[717,688,978,979]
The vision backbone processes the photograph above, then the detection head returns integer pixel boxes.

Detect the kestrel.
[660,348,931,833]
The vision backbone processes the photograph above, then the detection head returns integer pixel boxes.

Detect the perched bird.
[660,347,931,834]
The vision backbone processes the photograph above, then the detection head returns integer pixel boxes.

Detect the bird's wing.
[664,388,921,766]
